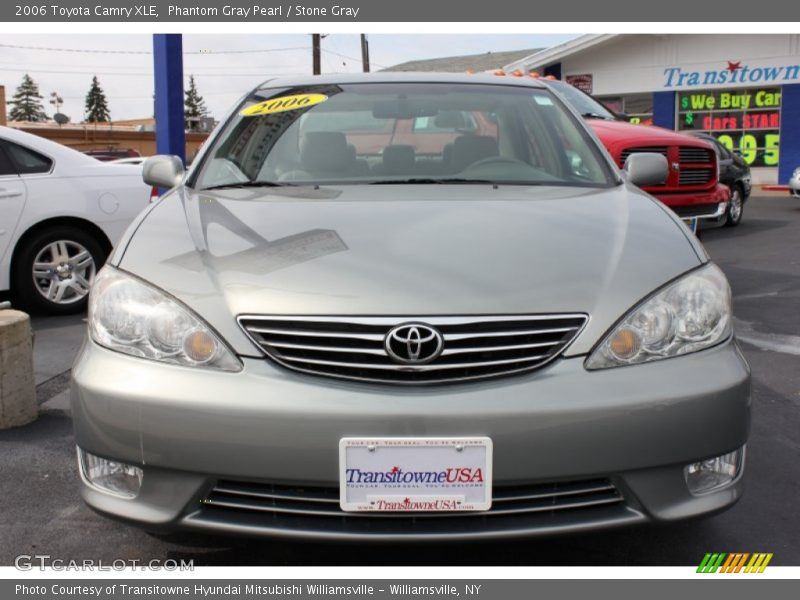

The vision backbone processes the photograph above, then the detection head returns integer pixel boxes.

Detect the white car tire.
[13,226,107,314]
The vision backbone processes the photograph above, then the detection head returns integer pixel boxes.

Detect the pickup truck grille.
[679,168,714,185]
[239,314,587,385]
[619,145,715,188]
[619,146,668,164]
[679,147,713,163]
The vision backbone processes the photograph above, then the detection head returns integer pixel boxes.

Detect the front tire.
[724,185,745,227]
[12,226,107,315]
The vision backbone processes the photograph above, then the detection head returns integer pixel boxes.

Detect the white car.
[108,157,147,166]
[790,166,800,199]
[0,126,153,314]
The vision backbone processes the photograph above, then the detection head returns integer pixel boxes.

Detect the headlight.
[585,264,731,369]
[89,267,241,371]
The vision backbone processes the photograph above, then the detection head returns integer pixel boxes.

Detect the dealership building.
[504,34,800,185]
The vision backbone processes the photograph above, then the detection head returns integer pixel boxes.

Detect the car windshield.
[545,80,618,120]
[193,82,617,189]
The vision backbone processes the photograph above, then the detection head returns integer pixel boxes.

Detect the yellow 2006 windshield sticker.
[240,94,328,116]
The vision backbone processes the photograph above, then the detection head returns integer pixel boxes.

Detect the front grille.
[239,314,587,385]
[194,478,630,536]
[679,168,714,185]
[619,146,667,165]
[619,145,715,188]
[679,147,713,163]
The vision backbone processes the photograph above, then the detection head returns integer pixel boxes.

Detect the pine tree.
[184,75,208,131]
[84,76,111,123]
[7,74,48,122]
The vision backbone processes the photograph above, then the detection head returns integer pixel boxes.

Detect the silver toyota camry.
[71,73,750,540]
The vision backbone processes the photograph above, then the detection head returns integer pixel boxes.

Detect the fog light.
[77,448,143,499]
[685,447,744,495]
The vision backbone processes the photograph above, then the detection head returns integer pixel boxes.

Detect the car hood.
[116,184,703,357]
[587,119,714,151]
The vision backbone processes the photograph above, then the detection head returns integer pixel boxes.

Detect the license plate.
[339,437,492,512]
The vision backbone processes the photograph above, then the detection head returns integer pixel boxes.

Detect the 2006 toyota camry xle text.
[71,73,750,540]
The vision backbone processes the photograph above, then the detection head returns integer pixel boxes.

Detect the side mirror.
[142,155,185,189]
[624,152,668,187]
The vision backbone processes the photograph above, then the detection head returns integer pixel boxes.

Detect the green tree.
[184,75,208,130]
[7,74,48,122]
[84,76,111,123]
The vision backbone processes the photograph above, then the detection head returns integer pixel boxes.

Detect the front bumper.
[71,337,751,540]
[653,183,730,219]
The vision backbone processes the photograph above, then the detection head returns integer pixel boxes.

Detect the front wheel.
[724,186,745,227]
[13,226,107,315]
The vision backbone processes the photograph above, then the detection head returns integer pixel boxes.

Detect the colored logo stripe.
[697,553,726,573]
[697,553,773,573]
[745,553,773,573]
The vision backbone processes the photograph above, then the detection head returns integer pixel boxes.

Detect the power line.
[188,46,310,55]
[0,40,390,69]
[320,48,387,69]
[0,43,151,54]
[0,66,305,77]
[0,42,310,55]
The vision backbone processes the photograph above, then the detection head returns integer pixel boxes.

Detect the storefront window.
[597,94,653,125]
[623,95,653,126]
[676,87,780,167]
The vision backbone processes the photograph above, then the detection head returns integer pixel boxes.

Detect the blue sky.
[0,34,579,121]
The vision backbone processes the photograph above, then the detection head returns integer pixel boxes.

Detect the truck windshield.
[193,82,617,190]
[545,80,618,120]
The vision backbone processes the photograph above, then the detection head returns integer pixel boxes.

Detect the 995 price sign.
[716,132,780,167]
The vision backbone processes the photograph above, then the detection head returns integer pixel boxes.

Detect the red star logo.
[726,61,742,73]
[404,497,410,504]
[391,466,400,473]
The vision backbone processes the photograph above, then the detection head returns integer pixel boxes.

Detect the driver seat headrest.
[451,136,499,172]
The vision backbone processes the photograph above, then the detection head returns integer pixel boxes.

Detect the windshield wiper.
[581,112,614,120]
[202,180,295,191]
[368,178,499,185]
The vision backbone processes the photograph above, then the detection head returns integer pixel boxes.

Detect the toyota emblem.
[384,323,444,365]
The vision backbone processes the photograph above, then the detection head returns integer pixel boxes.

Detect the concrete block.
[0,310,37,429]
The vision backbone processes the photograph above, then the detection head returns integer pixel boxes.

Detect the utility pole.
[360,34,370,73]
[312,34,321,75]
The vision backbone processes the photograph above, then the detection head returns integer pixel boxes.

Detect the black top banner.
[2,0,799,22]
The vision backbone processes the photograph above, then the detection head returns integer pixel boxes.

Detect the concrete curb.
[0,310,38,429]
[752,186,794,198]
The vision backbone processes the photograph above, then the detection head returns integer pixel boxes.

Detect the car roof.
[0,125,98,166]
[255,71,549,91]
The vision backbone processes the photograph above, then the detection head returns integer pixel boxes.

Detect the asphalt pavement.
[1,194,798,566]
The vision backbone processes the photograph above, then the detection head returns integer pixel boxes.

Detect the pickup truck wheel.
[12,226,107,315]
[724,186,744,227]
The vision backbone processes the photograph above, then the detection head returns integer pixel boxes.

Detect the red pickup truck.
[541,79,730,221]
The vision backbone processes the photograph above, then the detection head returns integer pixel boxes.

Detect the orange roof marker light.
[465,69,476,75]
[544,75,558,80]
[529,71,541,79]
[493,69,506,76]
[511,69,525,77]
